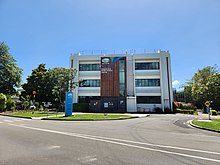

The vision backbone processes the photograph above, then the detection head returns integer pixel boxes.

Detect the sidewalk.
[196,111,220,120]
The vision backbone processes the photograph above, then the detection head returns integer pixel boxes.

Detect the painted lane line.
[8,123,220,156]
[0,122,3,124]
[8,123,220,163]
[68,132,220,156]
[4,120,14,122]
[47,145,61,150]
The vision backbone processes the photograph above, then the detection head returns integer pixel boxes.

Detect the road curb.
[0,113,32,119]
[1,113,150,121]
[189,120,220,133]
[42,116,139,121]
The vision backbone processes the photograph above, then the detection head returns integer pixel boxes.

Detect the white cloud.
[172,80,180,86]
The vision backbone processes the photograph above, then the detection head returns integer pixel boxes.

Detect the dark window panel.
[137,96,161,104]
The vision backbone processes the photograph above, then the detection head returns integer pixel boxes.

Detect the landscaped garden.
[192,118,220,132]
[46,113,135,120]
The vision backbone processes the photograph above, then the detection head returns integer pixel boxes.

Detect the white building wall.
[70,51,173,113]
[159,51,173,111]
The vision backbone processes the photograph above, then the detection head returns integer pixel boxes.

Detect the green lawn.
[9,111,64,118]
[47,114,134,120]
[192,118,220,132]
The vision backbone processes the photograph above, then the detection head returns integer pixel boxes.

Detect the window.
[78,96,101,103]
[135,62,160,70]
[79,64,100,71]
[119,60,125,96]
[135,79,160,87]
[71,60,74,68]
[79,80,100,87]
[137,96,161,104]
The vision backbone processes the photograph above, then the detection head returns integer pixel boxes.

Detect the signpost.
[205,101,211,120]
[32,91,37,117]
[65,92,74,116]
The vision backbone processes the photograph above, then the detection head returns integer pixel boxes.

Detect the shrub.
[34,102,39,110]
[175,109,195,115]
[153,107,163,114]
[73,103,89,112]
[22,101,30,110]
[174,102,197,110]
[174,102,184,109]
[182,103,197,110]
[6,98,16,111]
[39,105,44,111]
[210,110,218,116]
[164,107,172,113]
[0,93,7,112]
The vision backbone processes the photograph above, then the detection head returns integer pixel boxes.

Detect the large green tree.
[22,64,48,103]
[46,67,77,109]
[202,73,220,110]
[22,65,77,109]
[0,42,22,94]
[191,66,218,102]
[0,93,7,112]
[184,65,220,109]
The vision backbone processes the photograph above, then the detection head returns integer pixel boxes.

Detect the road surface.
[0,114,220,165]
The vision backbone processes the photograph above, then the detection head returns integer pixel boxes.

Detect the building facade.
[70,50,173,113]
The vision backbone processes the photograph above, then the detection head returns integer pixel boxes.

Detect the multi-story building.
[70,50,173,113]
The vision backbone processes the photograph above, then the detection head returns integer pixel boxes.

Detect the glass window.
[119,60,125,96]
[78,96,101,103]
[79,64,100,71]
[137,96,161,104]
[135,79,160,87]
[79,80,100,87]
[135,62,160,70]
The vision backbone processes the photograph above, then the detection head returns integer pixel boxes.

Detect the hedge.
[73,103,89,112]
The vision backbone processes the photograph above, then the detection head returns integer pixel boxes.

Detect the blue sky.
[0,0,220,90]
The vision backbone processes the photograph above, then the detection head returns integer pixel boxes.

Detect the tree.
[6,97,16,111]
[0,42,22,94]
[183,65,220,109]
[22,65,78,110]
[0,93,7,112]
[22,64,48,103]
[203,73,220,110]
[46,67,77,110]
[191,66,218,104]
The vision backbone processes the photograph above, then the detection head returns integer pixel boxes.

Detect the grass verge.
[7,111,64,118]
[192,118,220,132]
[45,114,135,121]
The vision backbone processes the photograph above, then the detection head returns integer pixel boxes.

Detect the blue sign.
[65,92,74,116]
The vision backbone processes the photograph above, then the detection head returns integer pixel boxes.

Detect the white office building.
[70,50,173,113]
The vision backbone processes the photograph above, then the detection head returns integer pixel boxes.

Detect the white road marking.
[13,118,24,121]
[78,155,97,163]
[69,133,220,155]
[0,121,3,124]
[8,123,220,163]
[4,120,14,122]
[47,145,61,150]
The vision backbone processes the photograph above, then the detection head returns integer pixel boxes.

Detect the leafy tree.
[0,42,22,94]
[183,65,220,109]
[203,73,220,110]
[191,66,218,104]
[22,65,77,110]
[6,97,16,111]
[22,101,30,110]
[0,93,7,111]
[46,67,77,110]
[22,64,48,103]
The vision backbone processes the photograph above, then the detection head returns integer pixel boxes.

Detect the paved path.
[1,114,220,165]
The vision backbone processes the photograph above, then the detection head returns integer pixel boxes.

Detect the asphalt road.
[1,114,220,165]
